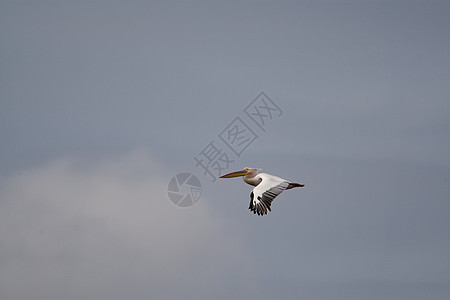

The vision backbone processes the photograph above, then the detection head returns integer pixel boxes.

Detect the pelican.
[220,167,304,216]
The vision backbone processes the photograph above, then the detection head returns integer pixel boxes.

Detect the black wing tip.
[249,206,269,216]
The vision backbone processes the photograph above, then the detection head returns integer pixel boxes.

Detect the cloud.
[0,149,259,300]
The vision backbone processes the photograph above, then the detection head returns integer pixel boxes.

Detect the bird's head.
[219,167,261,178]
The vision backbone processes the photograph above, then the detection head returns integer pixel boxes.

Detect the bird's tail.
[286,182,305,189]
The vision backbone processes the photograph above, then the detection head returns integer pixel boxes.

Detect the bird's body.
[220,168,304,216]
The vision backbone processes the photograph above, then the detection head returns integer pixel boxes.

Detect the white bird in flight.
[220,167,305,216]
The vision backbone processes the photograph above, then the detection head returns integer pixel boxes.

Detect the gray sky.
[1,1,449,300]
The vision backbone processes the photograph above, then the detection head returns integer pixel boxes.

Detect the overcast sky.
[1,1,450,300]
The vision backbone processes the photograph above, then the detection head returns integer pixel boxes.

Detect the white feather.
[249,173,289,216]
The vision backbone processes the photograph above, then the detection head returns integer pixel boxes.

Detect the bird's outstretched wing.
[249,174,289,216]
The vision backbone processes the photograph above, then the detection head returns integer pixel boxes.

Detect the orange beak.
[219,169,249,178]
